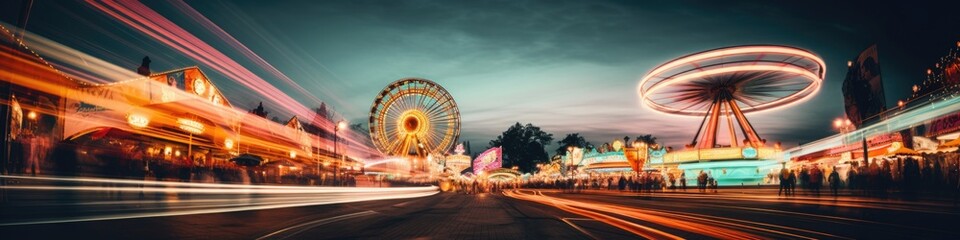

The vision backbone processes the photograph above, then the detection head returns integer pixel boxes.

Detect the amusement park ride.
[368,78,461,176]
[638,45,826,185]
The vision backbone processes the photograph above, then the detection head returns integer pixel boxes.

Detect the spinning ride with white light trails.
[369,78,461,160]
[639,45,825,149]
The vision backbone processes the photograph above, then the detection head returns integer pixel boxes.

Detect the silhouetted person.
[618,176,626,191]
[788,170,797,195]
[137,56,151,76]
[810,166,822,197]
[697,171,707,192]
[829,166,841,197]
[779,165,790,196]
[680,172,687,191]
[799,166,809,193]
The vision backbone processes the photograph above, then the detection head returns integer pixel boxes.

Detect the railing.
[786,87,960,159]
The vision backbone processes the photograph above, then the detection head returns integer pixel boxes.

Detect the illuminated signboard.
[758,147,778,159]
[648,148,666,164]
[699,147,742,160]
[671,150,700,162]
[177,118,205,134]
[193,78,207,95]
[742,147,758,158]
[473,147,502,175]
[127,114,150,128]
[212,94,223,106]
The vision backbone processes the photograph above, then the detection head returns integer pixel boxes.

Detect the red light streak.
[85,0,310,115]
[506,190,774,239]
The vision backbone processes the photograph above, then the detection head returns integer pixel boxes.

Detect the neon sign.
[177,118,204,134]
[127,114,150,128]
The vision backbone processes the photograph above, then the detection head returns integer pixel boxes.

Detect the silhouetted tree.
[349,123,364,133]
[250,102,269,118]
[634,134,657,145]
[137,56,151,76]
[315,102,332,121]
[556,133,591,156]
[489,122,553,173]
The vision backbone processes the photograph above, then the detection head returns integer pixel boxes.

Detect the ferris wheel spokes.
[369,78,460,159]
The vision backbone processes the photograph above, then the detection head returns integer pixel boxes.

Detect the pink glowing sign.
[473,147,502,175]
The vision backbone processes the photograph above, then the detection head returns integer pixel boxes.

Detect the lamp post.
[316,130,323,185]
[564,146,573,177]
[833,117,857,165]
[833,117,853,133]
[334,120,347,186]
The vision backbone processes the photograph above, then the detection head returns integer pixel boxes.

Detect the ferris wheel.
[639,45,825,149]
[369,78,460,157]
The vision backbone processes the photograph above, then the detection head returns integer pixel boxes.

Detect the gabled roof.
[83,66,233,109]
[286,116,304,131]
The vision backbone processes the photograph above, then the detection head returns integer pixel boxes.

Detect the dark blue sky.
[4,0,960,151]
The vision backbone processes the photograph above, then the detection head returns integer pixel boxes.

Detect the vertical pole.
[16,0,34,40]
[725,102,738,147]
[188,133,192,164]
[315,132,323,185]
[335,128,338,186]
[728,99,763,147]
[700,101,723,149]
[862,135,868,165]
[690,102,712,147]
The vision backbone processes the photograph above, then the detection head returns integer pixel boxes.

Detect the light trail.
[529,191,769,239]
[84,0,313,117]
[363,158,404,168]
[506,190,774,239]
[256,210,379,240]
[0,175,437,226]
[533,189,960,237]
[80,0,380,156]
[551,189,960,215]
[1,175,420,192]
[505,190,683,239]
[166,0,351,116]
[1,21,383,160]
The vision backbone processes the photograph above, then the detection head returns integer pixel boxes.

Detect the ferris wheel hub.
[399,110,428,135]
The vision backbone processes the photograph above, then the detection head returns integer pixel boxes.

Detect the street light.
[833,116,855,161]
[833,117,853,133]
[334,120,347,186]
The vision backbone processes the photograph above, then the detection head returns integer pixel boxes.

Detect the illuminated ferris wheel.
[369,78,460,157]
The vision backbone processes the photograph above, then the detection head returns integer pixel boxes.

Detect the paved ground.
[4,183,960,239]
[0,191,626,240]
[522,189,960,239]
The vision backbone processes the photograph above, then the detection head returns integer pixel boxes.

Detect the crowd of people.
[523,171,686,193]
[780,152,960,199]
[454,180,518,194]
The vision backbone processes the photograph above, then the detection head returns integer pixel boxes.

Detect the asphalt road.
[0,191,627,239]
[516,189,960,239]
[4,184,960,239]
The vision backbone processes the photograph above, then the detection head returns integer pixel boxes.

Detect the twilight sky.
[4,0,960,153]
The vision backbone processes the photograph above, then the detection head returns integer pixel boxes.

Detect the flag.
[842,45,886,127]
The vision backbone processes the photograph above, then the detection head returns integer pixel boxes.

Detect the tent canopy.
[940,138,960,148]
